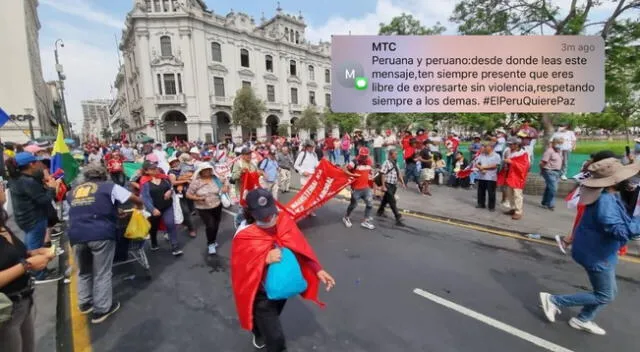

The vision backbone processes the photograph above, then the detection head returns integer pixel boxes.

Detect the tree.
[232,87,266,130]
[100,128,112,141]
[604,19,640,143]
[379,13,446,35]
[296,106,321,131]
[277,123,291,137]
[451,0,640,140]
[325,109,362,133]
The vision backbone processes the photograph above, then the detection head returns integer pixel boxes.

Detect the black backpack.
[374,160,398,187]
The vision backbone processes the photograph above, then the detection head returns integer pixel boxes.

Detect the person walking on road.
[140,161,183,256]
[276,146,294,193]
[540,157,640,336]
[552,123,577,180]
[475,143,501,212]
[376,149,405,226]
[67,165,144,324]
[231,189,335,352]
[294,141,319,217]
[501,137,530,220]
[342,147,376,230]
[540,137,564,211]
[186,164,229,255]
[258,150,279,200]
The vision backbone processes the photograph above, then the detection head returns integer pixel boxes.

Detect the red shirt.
[107,156,124,173]
[324,137,335,150]
[347,158,372,190]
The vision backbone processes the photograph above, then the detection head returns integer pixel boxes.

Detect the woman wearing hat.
[186,164,229,255]
[140,161,183,256]
[540,157,640,336]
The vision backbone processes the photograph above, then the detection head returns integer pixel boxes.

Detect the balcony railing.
[155,94,185,106]
[266,101,282,110]
[210,95,233,107]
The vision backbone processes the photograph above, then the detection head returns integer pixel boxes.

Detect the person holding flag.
[498,137,530,220]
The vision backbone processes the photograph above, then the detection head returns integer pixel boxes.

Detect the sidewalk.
[289,172,640,256]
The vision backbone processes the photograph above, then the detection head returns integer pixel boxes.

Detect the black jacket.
[9,173,55,231]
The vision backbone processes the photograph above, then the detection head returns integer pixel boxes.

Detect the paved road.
[77,195,640,352]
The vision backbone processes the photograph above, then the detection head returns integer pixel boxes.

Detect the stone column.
[231,125,243,144]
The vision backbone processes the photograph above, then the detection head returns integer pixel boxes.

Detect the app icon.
[354,77,368,90]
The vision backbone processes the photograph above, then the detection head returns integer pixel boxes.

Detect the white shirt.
[383,135,397,150]
[552,130,576,151]
[495,137,506,152]
[294,150,319,175]
[111,184,132,204]
[373,135,384,148]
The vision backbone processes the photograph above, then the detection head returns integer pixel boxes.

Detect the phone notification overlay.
[331,35,604,113]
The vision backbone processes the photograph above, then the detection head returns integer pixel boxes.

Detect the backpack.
[294,152,307,174]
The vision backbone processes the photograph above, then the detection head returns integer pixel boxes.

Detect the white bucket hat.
[192,163,214,181]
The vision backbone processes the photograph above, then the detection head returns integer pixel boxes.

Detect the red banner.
[283,159,353,221]
[239,171,262,207]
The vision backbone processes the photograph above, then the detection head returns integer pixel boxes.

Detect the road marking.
[412,288,574,352]
[67,243,93,352]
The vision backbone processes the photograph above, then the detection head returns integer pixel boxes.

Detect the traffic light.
[149,119,155,127]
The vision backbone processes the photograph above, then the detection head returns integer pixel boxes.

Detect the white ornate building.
[115,0,334,143]
[81,99,112,141]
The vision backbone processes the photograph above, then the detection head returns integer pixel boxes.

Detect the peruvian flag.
[565,186,581,209]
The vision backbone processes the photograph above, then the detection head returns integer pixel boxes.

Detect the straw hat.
[579,157,640,205]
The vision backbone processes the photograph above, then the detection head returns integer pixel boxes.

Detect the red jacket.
[231,213,324,331]
[497,152,529,189]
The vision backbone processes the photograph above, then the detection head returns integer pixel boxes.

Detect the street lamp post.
[54,39,71,136]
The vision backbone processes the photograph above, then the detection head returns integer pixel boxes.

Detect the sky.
[36,0,628,133]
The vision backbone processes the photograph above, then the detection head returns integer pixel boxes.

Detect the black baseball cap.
[246,188,278,220]
[240,147,251,155]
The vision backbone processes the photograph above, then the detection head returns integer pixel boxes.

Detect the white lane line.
[412,288,574,352]
[222,209,237,217]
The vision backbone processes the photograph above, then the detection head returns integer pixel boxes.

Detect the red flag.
[456,168,473,179]
[239,171,262,207]
[55,182,68,202]
[283,159,353,221]
[504,152,530,189]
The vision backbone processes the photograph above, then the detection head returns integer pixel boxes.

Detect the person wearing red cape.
[497,137,530,220]
[231,188,335,351]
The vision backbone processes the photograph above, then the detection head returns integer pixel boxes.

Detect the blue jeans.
[541,169,561,208]
[346,188,373,219]
[551,267,617,322]
[148,206,179,248]
[342,150,350,164]
[470,171,479,184]
[328,150,336,164]
[404,163,419,185]
[24,219,48,279]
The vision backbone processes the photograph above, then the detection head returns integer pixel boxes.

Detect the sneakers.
[252,334,266,349]
[310,212,317,217]
[34,269,64,285]
[79,303,93,314]
[361,220,375,230]
[91,301,120,324]
[163,233,169,241]
[172,246,184,257]
[555,235,567,255]
[150,245,160,251]
[342,217,353,228]
[561,175,568,181]
[569,317,606,335]
[539,292,561,323]
[395,220,405,227]
[208,243,217,255]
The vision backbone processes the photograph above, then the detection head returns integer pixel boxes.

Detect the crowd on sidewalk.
[3,116,640,352]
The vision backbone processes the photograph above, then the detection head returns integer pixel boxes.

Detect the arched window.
[240,48,250,67]
[325,69,331,83]
[289,30,295,42]
[160,36,172,57]
[308,65,315,81]
[289,60,297,76]
[265,55,273,72]
[211,42,221,62]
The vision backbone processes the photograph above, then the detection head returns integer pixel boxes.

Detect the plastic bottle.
[527,233,541,239]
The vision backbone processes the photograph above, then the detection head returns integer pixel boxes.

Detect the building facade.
[0,0,58,143]
[117,0,334,143]
[81,99,112,141]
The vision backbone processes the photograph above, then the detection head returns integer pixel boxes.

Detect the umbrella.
[136,135,154,143]
[64,138,75,145]
[35,136,56,142]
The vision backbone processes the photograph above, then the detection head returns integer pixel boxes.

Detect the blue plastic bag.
[265,247,308,300]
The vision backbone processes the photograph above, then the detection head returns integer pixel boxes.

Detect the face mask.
[256,214,277,228]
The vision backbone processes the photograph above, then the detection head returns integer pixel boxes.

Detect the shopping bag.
[124,209,151,240]
[173,193,184,224]
[264,247,308,300]
[0,293,13,324]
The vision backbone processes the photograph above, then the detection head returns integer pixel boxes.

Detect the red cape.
[231,213,324,331]
[497,152,529,189]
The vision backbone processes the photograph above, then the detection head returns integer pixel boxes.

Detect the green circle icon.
[354,77,368,90]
